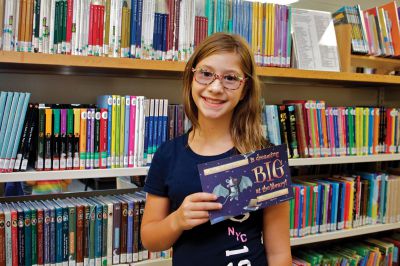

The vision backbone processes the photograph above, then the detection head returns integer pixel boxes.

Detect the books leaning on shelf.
[333,2,400,57]
[0,91,31,172]
[293,233,400,265]
[0,93,191,173]
[0,0,293,67]
[290,172,400,239]
[0,191,172,266]
[262,100,400,159]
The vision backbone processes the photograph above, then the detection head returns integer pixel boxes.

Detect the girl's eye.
[201,71,214,77]
[224,75,239,81]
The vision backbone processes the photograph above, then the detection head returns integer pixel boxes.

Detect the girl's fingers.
[189,202,222,211]
[188,192,218,202]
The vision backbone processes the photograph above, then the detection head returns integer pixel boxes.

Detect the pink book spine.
[128,96,137,167]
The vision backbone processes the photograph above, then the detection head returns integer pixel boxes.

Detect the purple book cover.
[198,144,294,224]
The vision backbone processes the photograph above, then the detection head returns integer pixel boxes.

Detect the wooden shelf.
[1,51,400,84]
[0,167,148,182]
[290,222,400,246]
[288,154,400,166]
[1,154,399,182]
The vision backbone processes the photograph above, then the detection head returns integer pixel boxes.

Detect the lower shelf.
[117,223,400,266]
[290,222,400,246]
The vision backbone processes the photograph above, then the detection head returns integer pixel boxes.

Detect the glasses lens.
[222,75,241,90]
[195,70,214,85]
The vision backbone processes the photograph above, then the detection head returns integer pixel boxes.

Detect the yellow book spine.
[79,108,87,169]
[115,95,121,167]
[44,108,52,170]
[263,3,268,66]
[348,181,354,228]
[120,96,125,167]
[111,95,117,167]
[258,2,263,66]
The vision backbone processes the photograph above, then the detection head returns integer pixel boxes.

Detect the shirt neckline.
[183,133,236,160]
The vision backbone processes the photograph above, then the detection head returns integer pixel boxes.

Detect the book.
[198,144,294,224]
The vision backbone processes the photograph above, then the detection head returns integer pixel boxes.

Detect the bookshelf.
[2,51,400,85]
[290,223,400,246]
[1,50,400,265]
[1,154,400,182]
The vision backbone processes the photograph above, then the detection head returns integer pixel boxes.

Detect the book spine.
[79,109,87,170]
[60,109,67,170]
[44,108,53,171]
[99,109,108,169]
[66,109,74,169]
[94,109,101,169]
[73,109,81,169]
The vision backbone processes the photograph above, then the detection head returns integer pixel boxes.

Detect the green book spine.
[101,202,108,266]
[30,205,37,266]
[120,97,125,168]
[89,203,95,264]
[53,109,61,170]
[36,107,46,170]
[115,96,121,167]
[67,108,74,169]
[289,192,294,237]
[305,186,310,235]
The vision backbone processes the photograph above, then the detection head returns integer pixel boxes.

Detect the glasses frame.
[192,68,247,91]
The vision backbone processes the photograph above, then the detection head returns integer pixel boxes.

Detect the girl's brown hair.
[183,32,268,154]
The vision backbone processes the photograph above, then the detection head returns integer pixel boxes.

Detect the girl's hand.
[173,192,222,231]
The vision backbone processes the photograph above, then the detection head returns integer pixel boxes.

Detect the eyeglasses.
[192,68,247,91]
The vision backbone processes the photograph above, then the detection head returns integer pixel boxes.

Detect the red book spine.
[66,0,73,54]
[99,108,108,169]
[76,205,84,265]
[89,4,94,55]
[10,210,18,266]
[386,108,393,153]
[36,208,44,265]
[93,5,99,56]
[0,210,5,266]
[99,5,105,56]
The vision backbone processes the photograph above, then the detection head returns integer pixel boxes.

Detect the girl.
[141,33,291,265]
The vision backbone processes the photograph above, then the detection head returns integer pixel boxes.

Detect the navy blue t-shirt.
[144,133,267,266]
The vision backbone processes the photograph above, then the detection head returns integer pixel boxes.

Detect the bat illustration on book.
[212,176,253,205]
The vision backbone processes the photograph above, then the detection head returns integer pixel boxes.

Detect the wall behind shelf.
[1,73,393,107]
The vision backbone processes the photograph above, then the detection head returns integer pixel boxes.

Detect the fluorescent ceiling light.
[246,0,299,4]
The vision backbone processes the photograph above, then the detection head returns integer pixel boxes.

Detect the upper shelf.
[1,51,400,85]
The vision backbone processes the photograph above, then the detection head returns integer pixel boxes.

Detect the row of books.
[0,191,172,266]
[7,94,190,172]
[293,234,400,266]
[289,173,400,238]
[0,92,31,172]
[0,0,293,67]
[263,101,400,159]
[333,2,400,57]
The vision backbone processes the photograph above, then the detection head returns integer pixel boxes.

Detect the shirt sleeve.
[143,143,169,197]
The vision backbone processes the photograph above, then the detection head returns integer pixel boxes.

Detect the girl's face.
[191,52,246,123]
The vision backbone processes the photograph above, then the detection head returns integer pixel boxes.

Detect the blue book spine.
[130,0,138,57]
[369,108,374,155]
[298,185,304,237]
[153,13,159,59]
[147,100,154,161]
[0,91,7,126]
[331,182,339,231]
[318,184,325,233]
[333,108,340,156]
[126,198,134,262]
[94,202,103,264]
[157,100,163,148]
[0,92,19,168]
[60,202,69,264]
[9,93,30,169]
[124,96,131,167]
[143,101,149,165]
[48,203,56,265]
[4,93,25,170]
[152,100,159,154]
[315,184,322,232]
[0,92,13,154]
[162,14,167,58]
[42,203,51,265]
[54,202,63,265]
[162,100,168,143]
[136,0,143,56]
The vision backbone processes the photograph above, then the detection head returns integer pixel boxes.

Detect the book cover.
[198,144,293,224]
